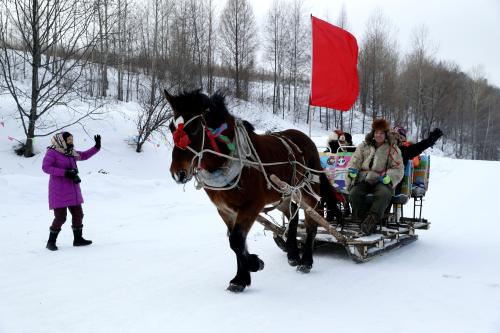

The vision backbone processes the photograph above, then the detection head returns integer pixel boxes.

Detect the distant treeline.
[1,0,498,159]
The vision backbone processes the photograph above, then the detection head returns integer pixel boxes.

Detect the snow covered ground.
[1,93,500,333]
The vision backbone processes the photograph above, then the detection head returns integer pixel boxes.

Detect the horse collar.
[196,144,242,188]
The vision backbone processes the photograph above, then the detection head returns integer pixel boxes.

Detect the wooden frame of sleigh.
[256,149,432,263]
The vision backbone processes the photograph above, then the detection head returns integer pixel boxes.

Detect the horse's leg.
[227,210,265,292]
[227,223,252,292]
[276,198,300,266]
[218,208,235,237]
[297,196,319,273]
[216,208,246,292]
[284,201,300,266]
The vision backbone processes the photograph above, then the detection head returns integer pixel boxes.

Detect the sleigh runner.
[257,152,431,263]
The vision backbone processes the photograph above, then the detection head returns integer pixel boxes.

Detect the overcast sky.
[228,0,500,87]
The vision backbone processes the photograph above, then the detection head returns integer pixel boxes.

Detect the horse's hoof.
[287,252,300,267]
[248,254,265,272]
[297,264,312,273]
[257,258,265,271]
[227,283,246,293]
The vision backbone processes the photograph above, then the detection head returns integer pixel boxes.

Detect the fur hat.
[371,119,390,132]
[365,119,396,146]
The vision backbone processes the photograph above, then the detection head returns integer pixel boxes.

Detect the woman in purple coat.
[42,132,101,251]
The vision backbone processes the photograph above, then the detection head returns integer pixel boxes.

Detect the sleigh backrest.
[399,161,414,197]
[319,151,353,193]
[411,155,430,197]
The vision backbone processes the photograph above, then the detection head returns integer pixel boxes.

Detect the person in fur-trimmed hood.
[42,132,101,251]
[325,129,355,153]
[346,119,403,235]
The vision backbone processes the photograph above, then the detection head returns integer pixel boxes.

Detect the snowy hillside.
[1,93,500,333]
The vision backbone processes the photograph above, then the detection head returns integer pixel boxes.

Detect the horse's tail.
[319,173,343,222]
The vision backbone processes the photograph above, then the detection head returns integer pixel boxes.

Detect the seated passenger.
[346,119,404,235]
[393,126,443,169]
[326,129,355,153]
[393,126,443,194]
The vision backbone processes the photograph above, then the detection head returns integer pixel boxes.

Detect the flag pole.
[308,94,312,137]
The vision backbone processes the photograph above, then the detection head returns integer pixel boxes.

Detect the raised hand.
[428,128,443,145]
[94,134,101,150]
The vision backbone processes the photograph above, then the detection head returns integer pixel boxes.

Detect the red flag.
[310,16,359,111]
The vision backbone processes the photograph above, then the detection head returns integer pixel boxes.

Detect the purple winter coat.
[42,147,99,209]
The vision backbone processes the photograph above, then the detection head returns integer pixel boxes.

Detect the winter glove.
[428,128,443,145]
[348,168,359,179]
[64,169,78,179]
[379,174,391,185]
[94,134,101,150]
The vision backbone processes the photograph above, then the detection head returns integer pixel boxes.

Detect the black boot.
[46,228,60,251]
[72,226,92,246]
[360,213,378,235]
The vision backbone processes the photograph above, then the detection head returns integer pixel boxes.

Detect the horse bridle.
[172,112,237,179]
[172,110,236,152]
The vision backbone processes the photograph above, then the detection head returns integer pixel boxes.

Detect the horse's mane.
[175,89,256,133]
[208,90,228,118]
[210,90,255,133]
[172,89,211,116]
[242,120,255,133]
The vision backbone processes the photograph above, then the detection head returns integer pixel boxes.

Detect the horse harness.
[171,113,322,203]
[269,133,309,188]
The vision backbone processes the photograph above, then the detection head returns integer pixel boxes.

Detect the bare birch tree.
[469,66,488,160]
[0,0,101,157]
[264,0,288,115]
[219,0,257,99]
[357,10,401,135]
[287,0,309,123]
[135,0,172,153]
[336,3,349,130]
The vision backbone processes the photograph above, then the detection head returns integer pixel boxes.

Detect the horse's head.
[164,89,233,184]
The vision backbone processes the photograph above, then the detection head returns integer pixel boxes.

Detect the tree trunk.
[136,141,144,153]
[24,0,41,157]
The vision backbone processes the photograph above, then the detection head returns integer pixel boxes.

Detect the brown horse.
[165,89,340,292]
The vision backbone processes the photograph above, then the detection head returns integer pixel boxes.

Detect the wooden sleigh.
[256,151,432,263]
